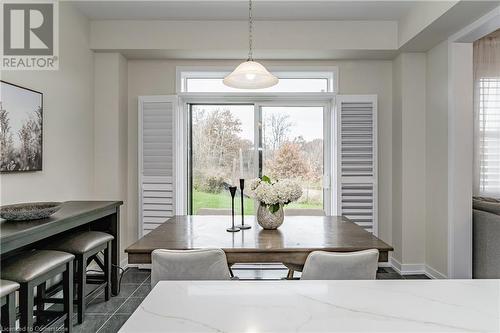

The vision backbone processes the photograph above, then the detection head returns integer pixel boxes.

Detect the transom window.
[177,68,337,93]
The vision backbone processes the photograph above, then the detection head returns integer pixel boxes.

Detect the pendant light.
[223,0,278,89]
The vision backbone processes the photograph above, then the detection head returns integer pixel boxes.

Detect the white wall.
[126,59,393,250]
[93,53,129,262]
[425,41,449,278]
[447,42,473,279]
[401,53,426,267]
[392,53,427,271]
[0,3,94,204]
[392,55,403,264]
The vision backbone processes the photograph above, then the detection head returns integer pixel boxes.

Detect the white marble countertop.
[120,280,500,333]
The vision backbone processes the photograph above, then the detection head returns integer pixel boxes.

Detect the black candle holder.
[237,179,251,230]
[226,186,240,232]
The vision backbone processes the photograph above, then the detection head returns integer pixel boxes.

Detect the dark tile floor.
[68,266,428,333]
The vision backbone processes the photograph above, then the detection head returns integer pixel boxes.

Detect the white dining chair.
[151,249,232,287]
[301,249,379,280]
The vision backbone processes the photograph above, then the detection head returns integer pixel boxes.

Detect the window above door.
[176,67,338,93]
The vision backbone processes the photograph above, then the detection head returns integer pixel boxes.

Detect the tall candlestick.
[227,186,240,232]
[238,179,251,230]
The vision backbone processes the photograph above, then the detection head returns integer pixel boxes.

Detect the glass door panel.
[260,106,325,211]
[190,104,256,215]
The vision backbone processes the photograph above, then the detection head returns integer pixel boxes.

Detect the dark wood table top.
[0,201,123,254]
[126,215,393,255]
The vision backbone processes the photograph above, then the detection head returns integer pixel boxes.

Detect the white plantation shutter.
[473,34,500,198]
[139,96,177,237]
[336,95,378,234]
[477,78,500,197]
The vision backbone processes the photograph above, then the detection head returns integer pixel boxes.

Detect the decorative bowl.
[0,202,62,221]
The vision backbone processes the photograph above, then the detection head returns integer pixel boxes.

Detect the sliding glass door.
[260,106,325,211]
[189,104,256,215]
[189,102,330,215]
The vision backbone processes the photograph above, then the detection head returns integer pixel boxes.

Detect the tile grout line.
[95,274,150,333]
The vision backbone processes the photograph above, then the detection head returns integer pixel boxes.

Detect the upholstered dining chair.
[151,249,232,287]
[301,249,379,280]
[283,208,326,279]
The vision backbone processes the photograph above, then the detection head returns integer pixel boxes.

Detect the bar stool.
[1,279,19,332]
[47,231,114,324]
[1,250,74,332]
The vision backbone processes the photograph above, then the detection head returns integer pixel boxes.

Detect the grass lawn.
[192,189,322,215]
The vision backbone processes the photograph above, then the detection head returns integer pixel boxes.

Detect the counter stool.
[1,250,74,333]
[1,279,20,332]
[47,231,113,324]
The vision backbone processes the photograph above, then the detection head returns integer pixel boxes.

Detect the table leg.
[109,208,120,296]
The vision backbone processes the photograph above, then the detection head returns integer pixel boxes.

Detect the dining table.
[119,279,500,332]
[125,215,393,266]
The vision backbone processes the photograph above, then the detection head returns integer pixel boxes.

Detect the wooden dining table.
[126,215,393,265]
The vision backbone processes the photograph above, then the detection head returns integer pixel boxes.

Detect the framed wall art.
[0,81,43,172]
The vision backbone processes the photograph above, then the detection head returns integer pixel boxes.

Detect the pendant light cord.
[248,0,253,61]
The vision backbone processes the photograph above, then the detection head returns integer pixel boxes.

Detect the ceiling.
[72,0,419,21]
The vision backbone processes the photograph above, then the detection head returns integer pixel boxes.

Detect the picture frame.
[0,80,43,173]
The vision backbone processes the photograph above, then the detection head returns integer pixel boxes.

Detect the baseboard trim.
[424,265,447,279]
[378,262,392,268]
[390,258,425,275]
[389,257,447,279]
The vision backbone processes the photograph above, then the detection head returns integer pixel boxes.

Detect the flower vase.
[257,203,284,230]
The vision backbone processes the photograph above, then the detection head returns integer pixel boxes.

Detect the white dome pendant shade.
[223,0,278,90]
[223,61,279,89]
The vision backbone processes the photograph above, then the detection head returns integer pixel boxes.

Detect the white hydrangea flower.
[275,179,303,204]
[249,178,261,191]
[252,176,302,206]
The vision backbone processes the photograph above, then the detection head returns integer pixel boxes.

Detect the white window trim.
[176,66,339,94]
[175,66,339,217]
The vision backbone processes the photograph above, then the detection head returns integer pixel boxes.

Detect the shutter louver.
[139,97,176,236]
[337,96,377,235]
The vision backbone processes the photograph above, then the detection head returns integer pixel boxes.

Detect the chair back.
[301,249,379,280]
[151,249,231,287]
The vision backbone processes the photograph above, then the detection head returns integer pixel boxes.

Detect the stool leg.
[63,261,74,332]
[104,241,112,301]
[77,255,86,324]
[1,293,16,332]
[36,282,46,316]
[19,283,34,332]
